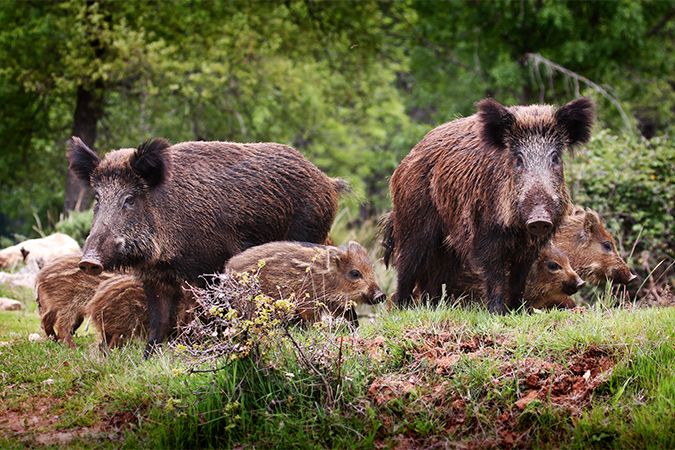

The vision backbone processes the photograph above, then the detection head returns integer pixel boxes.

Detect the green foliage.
[54,209,93,247]
[4,290,675,447]
[406,1,675,134]
[568,130,675,291]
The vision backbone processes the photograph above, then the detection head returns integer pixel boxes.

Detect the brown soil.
[361,326,618,449]
[0,396,139,446]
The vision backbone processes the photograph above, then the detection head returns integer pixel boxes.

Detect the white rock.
[0,297,23,311]
[0,233,80,269]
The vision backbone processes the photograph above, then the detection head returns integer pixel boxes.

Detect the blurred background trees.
[1,0,673,290]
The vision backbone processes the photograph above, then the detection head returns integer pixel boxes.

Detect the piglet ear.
[130,138,172,187]
[477,98,516,149]
[327,247,345,269]
[68,137,100,186]
[584,209,602,235]
[555,97,595,147]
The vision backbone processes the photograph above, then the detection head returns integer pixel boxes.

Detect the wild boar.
[68,138,348,357]
[524,244,585,310]
[553,205,636,286]
[227,241,386,327]
[88,274,195,351]
[382,97,594,313]
[35,253,115,348]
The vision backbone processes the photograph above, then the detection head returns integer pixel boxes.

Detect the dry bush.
[171,265,363,408]
[171,265,295,366]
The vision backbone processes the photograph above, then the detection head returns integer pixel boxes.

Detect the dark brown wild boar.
[227,241,386,327]
[553,205,637,286]
[68,138,348,357]
[88,274,195,351]
[382,97,594,313]
[524,244,585,310]
[35,253,115,348]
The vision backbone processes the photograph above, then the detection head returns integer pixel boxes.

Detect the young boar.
[35,253,115,348]
[68,138,348,357]
[88,274,195,351]
[553,205,636,286]
[382,98,594,313]
[524,244,585,310]
[87,274,149,351]
[227,241,386,327]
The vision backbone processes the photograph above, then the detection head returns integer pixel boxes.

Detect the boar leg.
[143,282,179,359]
[505,261,532,312]
[474,241,508,314]
[418,249,461,306]
[61,333,78,349]
[55,315,79,349]
[395,272,418,308]
[41,310,57,340]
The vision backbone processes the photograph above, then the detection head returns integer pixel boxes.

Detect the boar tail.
[332,178,352,195]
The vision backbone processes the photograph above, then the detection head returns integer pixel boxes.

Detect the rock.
[0,297,24,311]
[0,234,80,269]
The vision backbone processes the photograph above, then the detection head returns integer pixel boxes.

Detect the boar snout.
[576,278,587,291]
[617,270,638,285]
[369,288,387,305]
[79,251,103,276]
[562,276,585,296]
[526,205,553,237]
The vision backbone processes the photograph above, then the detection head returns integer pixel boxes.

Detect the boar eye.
[547,262,562,271]
[123,195,135,207]
[551,152,561,166]
[602,241,613,252]
[515,154,524,167]
[349,269,362,279]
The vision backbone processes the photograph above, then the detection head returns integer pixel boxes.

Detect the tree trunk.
[63,83,104,215]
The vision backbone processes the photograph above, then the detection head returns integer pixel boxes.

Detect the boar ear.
[130,138,172,187]
[584,209,602,235]
[346,241,364,254]
[68,137,100,186]
[477,98,516,149]
[327,247,346,269]
[555,97,595,147]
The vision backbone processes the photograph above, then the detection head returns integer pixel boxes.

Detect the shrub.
[567,130,675,298]
[54,209,93,247]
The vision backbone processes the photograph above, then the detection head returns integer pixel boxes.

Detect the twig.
[524,53,637,136]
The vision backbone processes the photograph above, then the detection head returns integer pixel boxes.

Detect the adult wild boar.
[68,138,348,357]
[227,241,386,327]
[382,97,594,313]
[553,205,636,286]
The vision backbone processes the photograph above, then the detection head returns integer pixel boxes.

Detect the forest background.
[1,0,673,294]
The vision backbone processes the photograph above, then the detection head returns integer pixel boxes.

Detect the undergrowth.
[3,287,675,448]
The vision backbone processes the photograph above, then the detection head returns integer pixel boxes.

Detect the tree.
[404,0,675,136]
[0,1,417,237]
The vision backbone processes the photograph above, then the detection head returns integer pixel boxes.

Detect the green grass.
[3,288,675,448]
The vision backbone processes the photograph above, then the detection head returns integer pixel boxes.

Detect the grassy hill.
[2,277,675,449]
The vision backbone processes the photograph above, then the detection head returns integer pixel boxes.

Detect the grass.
[1,231,675,448]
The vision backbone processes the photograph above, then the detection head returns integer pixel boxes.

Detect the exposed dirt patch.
[0,396,139,445]
[507,345,616,413]
[364,327,619,449]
